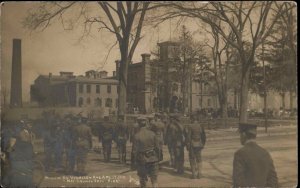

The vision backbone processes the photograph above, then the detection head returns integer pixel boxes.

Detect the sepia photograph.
[0,1,297,187]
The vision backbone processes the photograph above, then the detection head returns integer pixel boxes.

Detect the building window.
[86,97,91,105]
[207,98,211,107]
[95,98,102,107]
[87,84,91,93]
[107,85,111,93]
[105,98,112,107]
[115,99,118,108]
[79,84,84,93]
[96,85,100,93]
[78,97,83,107]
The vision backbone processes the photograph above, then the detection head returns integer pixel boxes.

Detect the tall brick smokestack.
[10,39,22,108]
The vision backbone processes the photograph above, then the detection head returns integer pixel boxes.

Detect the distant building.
[30,71,118,110]
[114,41,216,114]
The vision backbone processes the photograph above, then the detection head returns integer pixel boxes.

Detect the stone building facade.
[30,71,118,111]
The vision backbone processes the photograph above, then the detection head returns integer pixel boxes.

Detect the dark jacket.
[232,141,278,187]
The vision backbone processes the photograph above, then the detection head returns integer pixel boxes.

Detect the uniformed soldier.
[150,113,165,162]
[169,114,185,174]
[115,116,129,164]
[133,116,159,188]
[63,115,76,175]
[99,116,114,162]
[164,115,175,168]
[232,123,278,187]
[130,117,140,170]
[54,119,64,171]
[73,116,93,176]
[43,119,56,172]
[186,115,206,179]
[6,120,35,187]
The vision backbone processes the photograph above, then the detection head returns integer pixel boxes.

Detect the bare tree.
[23,2,163,117]
[151,2,286,122]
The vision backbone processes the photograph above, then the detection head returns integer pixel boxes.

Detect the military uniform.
[169,115,185,174]
[164,122,175,167]
[54,122,64,170]
[186,121,206,179]
[150,118,165,162]
[73,119,93,175]
[130,121,140,169]
[115,121,129,164]
[8,122,35,187]
[64,120,76,174]
[133,117,159,188]
[232,123,278,187]
[99,120,114,162]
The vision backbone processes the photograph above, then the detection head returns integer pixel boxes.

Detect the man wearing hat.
[132,116,160,188]
[99,116,114,162]
[115,115,129,164]
[6,119,35,187]
[233,123,278,187]
[150,113,165,163]
[73,116,93,176]
[169,114,185,174]
[186,115,206,179]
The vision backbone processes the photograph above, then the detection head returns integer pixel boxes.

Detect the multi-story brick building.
[114,41,217,114]
[30,71,118,110]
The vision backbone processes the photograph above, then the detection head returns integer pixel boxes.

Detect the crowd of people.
[1,110,279,188]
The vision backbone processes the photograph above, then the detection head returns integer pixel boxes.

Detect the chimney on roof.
[141,53,151,64]
[99,71,108,78]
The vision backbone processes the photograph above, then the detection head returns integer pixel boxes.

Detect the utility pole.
[262,42,268,133]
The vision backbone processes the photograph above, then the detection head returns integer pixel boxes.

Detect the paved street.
[40,125,297,187]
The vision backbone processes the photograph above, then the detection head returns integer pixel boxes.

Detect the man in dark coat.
[169,114,185,174]
[149,113,165,162]
[133,116,160,188]
[73,117,93,176]
[99,116,114,162]
[232,123,278,187]
[186,115,206,179]
[115,116,129,164]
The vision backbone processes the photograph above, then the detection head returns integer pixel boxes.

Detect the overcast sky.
[1,2,204,102]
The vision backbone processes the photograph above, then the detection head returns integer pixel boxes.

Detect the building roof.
[68,76,118,84]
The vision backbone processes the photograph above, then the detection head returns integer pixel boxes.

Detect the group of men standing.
[43,113,93,176]
[97,113,207,187]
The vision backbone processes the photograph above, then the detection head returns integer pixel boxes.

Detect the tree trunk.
[118,51,129,118]
[239,68,250,123]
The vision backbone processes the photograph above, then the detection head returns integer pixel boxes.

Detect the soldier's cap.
[238,123,257,135]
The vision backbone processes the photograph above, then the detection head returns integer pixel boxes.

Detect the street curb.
[207,132,296,142]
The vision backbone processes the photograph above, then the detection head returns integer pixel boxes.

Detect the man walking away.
[186,115,206,179]
[233,123,278,187]
[133,116,159,188]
